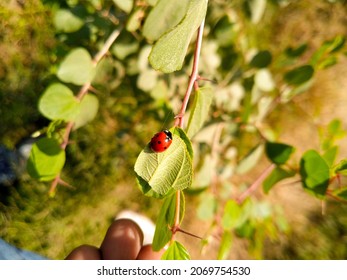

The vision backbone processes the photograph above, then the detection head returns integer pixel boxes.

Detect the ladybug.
[150,130,173,153]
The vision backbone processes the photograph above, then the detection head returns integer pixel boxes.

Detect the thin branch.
[172,19,206,237]
[236,163,276,204]
[51,28,122,193]
[175,18,205,128]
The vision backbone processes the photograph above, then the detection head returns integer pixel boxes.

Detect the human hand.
[65,219,163,260]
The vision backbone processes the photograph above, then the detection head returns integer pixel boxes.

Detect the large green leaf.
[27,138,66,181]
[39,83,80,121]
[152,192,185,251]
[57,48,95,85]
[161,241,190,260]
[143,0,190,41]
[265,141,295,165]
[300,150,330,198]
[134,128,193,196]
[149,0,208,73]
[186,87,214,138]
[73,94,99,130]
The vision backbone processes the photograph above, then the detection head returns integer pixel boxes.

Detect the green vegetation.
[1,0,347,259]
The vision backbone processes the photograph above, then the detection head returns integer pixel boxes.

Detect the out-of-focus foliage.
[1,0,347,259]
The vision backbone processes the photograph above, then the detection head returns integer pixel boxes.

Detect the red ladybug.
[150,130,173,153]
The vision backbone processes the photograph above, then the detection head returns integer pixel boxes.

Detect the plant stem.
[172,19,206,238]
[236,163,276,204]
[175,18,205,128]
[51,28,122,193]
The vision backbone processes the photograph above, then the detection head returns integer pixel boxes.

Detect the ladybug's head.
[163,130,172,140]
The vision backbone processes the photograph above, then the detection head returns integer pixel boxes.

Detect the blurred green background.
[1,0,347,259]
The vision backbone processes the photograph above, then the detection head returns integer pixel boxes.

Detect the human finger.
[100,219,143,260]
[65,245,101,260]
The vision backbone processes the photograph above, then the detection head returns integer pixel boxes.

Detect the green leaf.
[161,241,190,260]
[235,144,264,174]
[284,65,314,86]
[221,200,242,230]
[149,0,208,73]
[265,141,295,165]
[322,146,338,167]
[285,44,308,57]
[250,50,272,68]
[172,127,193,160]
[186,87,214,138]
[263,167,295,194]
[143,0,190,41]
[333,159,347,176]
[57,48,95,86]
[39,83,80,121]
[152,192,185,251]
[73,94,99,130]
[333,187,347,201]
[112,0,133,13]
[126,8,142,32]
[134,129,193,196]
[217,231,233,260]
[27,138,66,181]
[54,9,84,33]
[197,192,217,221]
[300,150,330,198]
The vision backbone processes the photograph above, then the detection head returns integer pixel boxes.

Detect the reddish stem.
[171,20,206,239]
[175,18,205,128]
[236,163,276,204]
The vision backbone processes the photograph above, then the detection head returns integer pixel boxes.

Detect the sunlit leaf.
[143,0,190,41]
[39,83,80,121]
[27,138,65,181]
[73,94,99,130]
[265,141,295,165]
[54,9,84,33]
[149,0,208,73]
[217,231,233,260]
[152,192,185,251]
[222,200,242,230]
[134,128,193,196]
[161,241,190,260]
[186,87,214,138]
[284,65,314,86]
[300,150,330,198]
[57,48,95,85]
[112,0,133,13]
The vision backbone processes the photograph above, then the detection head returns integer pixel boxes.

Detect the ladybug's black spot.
[164,147,167,149]
[157,141,161,144]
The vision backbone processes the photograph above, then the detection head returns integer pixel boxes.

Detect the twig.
[50,28,122,194]
[175,18,205,128]
[172,19,206,238]
[236,163,276,204]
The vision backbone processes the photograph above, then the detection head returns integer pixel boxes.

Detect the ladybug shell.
[150,130,173,153]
